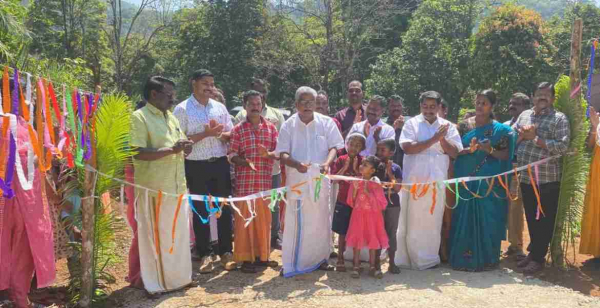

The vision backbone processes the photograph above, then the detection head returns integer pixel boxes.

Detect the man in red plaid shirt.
[229,90,279,273]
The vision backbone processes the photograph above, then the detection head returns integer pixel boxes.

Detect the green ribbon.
[65,90,84,167]
[268,189,278,212]
[314,174,324,202]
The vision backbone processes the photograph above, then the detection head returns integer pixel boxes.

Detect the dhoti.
[136,190,192,294]
[395,187,446,270]
[282,166,331,278]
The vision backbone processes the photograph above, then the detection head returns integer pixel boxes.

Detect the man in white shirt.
[275,86,345,278]
[173,69,237,273]
[346,95,395,156]
[395,91,462,270]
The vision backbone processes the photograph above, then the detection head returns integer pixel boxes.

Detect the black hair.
[389,95,404,105]
[419,91,442,105]
[135,101,147,110]
[477,89,497,119]
[535,82,555,98]
[250,78,268,94]
[369,95,387,109]
[363,155,384,174]
[511,92,531,106]
[317,90,328,98]
[242,90,262,105]
[347,133,367,150]
[142,76,175,100]
[191,69,214,81]
[378,138,396,154]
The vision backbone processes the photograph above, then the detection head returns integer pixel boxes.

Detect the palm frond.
[551,75,590,267]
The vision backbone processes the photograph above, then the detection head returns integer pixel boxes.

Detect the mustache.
[508,107,517,111]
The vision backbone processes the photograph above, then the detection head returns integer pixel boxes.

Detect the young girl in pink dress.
[346,155,389,279]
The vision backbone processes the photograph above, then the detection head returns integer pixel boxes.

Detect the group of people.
[0,66,584,307]
[126,69,574,297]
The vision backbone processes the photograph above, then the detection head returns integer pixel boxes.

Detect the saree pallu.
[449,120,515,271]
[580,144,600,257]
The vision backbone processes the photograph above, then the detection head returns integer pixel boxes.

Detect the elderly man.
[229,90,279,273]
[504,93,530,260]
[335,81,366,138]
[316,90,342,132]
[174,69,237,273]
[131,76,193,294]
[347,95,395,156]
[396,91,462,270]
[276,86,345,277]
[234,78,286,249]
[513,82,570,274]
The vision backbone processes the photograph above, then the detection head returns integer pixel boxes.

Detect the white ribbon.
[26,74,34,126]
[7,114,34,190]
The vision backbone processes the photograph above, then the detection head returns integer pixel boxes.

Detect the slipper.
[254,260,279,268]
[351,267,360,278]
[522,260,544,275]
[241,262,257,274]
[318,263,334,271]
[336,259,346,272]
[388,264,401,274]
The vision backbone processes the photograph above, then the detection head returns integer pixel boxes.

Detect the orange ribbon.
[527,165,545,218]
[430,184,437,215]
[169,194,185,254]
[154,191,163,255]
[2,66,10,114]
[18,80,29,122]
[290,181,307,195]
[26,124,51,172]
[43,79,56,147]
[461,180,483,198]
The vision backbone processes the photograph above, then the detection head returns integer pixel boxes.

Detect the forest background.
[3,0,600,121]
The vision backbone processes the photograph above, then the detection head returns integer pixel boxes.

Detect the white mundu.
[395,114,462,270]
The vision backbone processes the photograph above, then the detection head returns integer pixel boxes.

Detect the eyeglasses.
[348,89,362,94]
[297,99,316,107]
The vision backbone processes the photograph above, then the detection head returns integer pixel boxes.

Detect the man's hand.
[518,125,537,140]
[374,126,383,142]
[257,144,269,158]
[590,106,599,130]
[296,162,309,173]
[204,123,224,137]
[183,141,193,156]
[393,116,405,130]
[354,109,363,124]
[319,163,330,174]
[434,123,449,141]
[172,139,194,154]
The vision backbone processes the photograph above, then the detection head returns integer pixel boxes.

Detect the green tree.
[470,3,557,117]
[366,0,481,120]
[0,0,30,63]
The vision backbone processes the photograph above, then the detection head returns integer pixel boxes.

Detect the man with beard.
[234,78,286,249]
[130,76,193,294]
[346,95,395,156]
[335,81,367,139]
[174,69,237,273]
[504,93,530,260]
[276,86,345,277]
[396,91,462,270]
[386,95,406,168]
[513,83,570,274]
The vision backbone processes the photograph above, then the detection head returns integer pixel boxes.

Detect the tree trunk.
[78,168,96,307]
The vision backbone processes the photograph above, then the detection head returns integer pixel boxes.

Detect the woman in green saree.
[449,89,516,271]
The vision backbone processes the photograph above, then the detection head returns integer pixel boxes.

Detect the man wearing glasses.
[334,80,367,139]
[173,69,237,274]
[275,86,345,277]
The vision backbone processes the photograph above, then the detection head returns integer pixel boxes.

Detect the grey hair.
[295,86,318,102]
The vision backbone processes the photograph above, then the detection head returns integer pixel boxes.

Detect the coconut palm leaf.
[68,93,134,305]
[551,75,590,267]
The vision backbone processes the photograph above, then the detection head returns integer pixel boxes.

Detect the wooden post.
[570,19,583,95]
[79,168,96,307]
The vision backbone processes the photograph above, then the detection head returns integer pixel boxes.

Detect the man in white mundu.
[275,86,344,277]
[396,91,462,270]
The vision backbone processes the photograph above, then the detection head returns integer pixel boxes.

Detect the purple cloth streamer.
[0,134,16,199]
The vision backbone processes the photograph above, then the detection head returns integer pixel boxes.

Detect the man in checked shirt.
[512,82,570,274]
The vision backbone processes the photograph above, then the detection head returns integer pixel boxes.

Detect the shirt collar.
[189,95,215,108]
[416,114,440,126]
[242,115,267,127]
[145,102,167,116]
[532,106,555,116]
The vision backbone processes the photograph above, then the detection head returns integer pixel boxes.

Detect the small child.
[376,138,403,274]
[346,155,389,279]
[331,133,367,272]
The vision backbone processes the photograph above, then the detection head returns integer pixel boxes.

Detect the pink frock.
[345,181,389,250]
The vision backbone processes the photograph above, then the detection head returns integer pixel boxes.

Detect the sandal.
[351,267,360,278]
[336,258,346,272]
[254,260,278,268]
[517,255,532,268]
[318,262,334,271]
[241,262,257,274]
[388,264,401,274]
[374,269,383,279]
[522,260,544,275]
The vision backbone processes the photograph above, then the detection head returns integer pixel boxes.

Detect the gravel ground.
[111,252,600,308]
